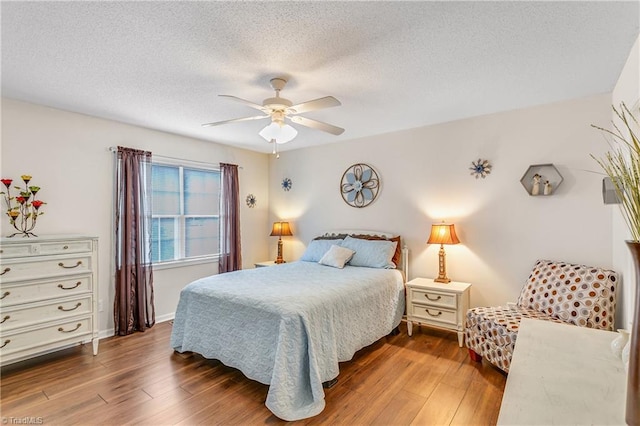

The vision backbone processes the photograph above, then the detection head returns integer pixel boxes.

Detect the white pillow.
[340,235,398,268]
[300,239,344,262]
[318,245,355,269]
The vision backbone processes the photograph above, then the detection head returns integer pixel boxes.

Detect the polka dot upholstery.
[465,260,618,373]
[517,260,618,329]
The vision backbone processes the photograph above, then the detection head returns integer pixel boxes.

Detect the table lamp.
[270,221,293,264]
[427,223,460,283]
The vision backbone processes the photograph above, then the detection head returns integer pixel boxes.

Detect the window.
[151,163,220,264]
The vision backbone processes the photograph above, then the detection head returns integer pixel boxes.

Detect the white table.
[497,318,627,425]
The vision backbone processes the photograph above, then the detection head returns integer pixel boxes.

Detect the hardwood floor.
[1,321,506,425]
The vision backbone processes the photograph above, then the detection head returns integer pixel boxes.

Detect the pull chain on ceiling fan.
[202,77,344,146]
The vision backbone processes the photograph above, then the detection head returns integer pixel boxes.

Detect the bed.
[170,231,407,421]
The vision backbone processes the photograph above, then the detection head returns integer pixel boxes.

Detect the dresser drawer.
[0,239,93,259]
[0,316,92,357]
[410,288,457,309]
[0,295,92,332]
[0,244,32,259]
[410,305,457,326]
[0,275,92,307]
[37,240,93,256]
[0,254,93,284]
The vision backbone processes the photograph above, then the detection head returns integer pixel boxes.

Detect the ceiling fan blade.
[219,95,267,112]
[202,115,269,127]
[290,116,345,135]
[287,96,341,114]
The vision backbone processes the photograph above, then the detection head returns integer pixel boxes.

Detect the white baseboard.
[97,312,175,340]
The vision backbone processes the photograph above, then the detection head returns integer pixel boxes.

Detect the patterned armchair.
[464,259,618,373]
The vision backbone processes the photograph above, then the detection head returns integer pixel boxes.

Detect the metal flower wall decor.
[340,163,380,208]
[469,158,492,179]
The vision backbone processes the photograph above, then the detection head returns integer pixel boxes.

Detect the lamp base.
[435,245,452,284]
[274,238,285,264]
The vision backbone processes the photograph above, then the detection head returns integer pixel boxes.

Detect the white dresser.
[0,235,99,366]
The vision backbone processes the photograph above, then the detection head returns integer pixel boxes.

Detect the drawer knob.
[0,267,10,276]
[58,302,82,312]
[58,282,82,290]
[58,261,82,269]
[0,339,10,349]
[63,245,69,249]
[0,291,10,300]
[425,309,443,317]
[58,323,82,333]
[425,294,442,301]
[0,315,10,324]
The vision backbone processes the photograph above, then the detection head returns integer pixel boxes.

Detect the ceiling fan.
[202,77,345,145]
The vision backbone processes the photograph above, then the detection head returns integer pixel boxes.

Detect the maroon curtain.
[219,163,242,273]
[114,146,155,335]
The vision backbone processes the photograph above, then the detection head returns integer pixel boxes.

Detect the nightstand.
[254,261,277,268]
[406,277,471,347]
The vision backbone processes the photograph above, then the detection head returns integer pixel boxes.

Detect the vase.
[625,241,640,425]
[612,329,630,358]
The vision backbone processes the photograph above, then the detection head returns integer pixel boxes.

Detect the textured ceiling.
[2,1,639,153]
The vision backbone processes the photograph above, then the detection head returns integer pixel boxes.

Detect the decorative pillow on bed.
[318,245,355,269]
[351,234,402,267]
[300,239,344,262]
[340,235,398,268]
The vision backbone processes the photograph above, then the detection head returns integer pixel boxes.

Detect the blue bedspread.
[170,261,405,421]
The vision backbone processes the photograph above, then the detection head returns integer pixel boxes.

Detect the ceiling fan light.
[259,122,297,144]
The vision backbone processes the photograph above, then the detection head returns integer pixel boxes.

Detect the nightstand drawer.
[410,288,457,309]
[410,305,457,326]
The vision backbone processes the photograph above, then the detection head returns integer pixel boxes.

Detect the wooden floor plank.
[371,389,427,426]
[0,321,506,425]
[410,382,467,426]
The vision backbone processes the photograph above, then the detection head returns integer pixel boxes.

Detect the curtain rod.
[108,146,243,169]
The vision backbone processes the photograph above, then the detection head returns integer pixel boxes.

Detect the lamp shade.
[259,122,298,144]
[270,221,293,237]
[427,223,460,245]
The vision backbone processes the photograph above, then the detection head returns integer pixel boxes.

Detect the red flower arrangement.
[1,175,46,237]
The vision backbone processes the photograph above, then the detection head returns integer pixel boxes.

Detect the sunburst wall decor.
[246,194,257,208]
[470,159,492,179]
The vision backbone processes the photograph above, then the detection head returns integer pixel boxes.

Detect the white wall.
[0,98,271,335]
[269,94,614,310]
[611,34,640,329]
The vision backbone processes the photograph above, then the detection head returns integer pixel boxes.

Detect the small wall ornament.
[469,159,492,179]
[245,194,257,208]
[1,175,46,237]
[340,163,380,208]
[281,177,292,192]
